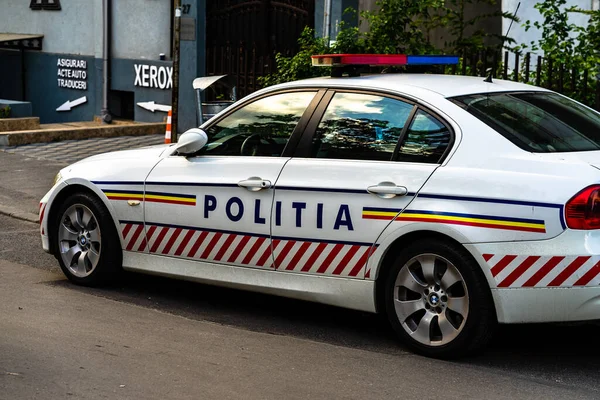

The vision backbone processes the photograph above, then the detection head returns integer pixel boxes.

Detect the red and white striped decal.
[484,254,600,288]
[272,239,374,277]
[120,222,374,277]
[120,222,274,268]
[39,202,47,235]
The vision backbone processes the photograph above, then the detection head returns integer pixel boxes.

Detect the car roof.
[277,74,550,98]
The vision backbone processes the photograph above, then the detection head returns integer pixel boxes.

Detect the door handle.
[367,182,408,198]
[238,177,272,191]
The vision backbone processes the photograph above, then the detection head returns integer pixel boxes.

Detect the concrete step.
[0,120,166,147]
[0,117,40,132]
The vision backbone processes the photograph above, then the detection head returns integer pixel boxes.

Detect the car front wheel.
[54,192,122,286]
[385,239,496,358]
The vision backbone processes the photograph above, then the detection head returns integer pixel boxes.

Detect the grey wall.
[1,0,102,57]
[1,0,207,131]
[110,0,205,132]
[1,0,101,122]
[315,0,359,39]
[112,0,172,60]
[1,0,176,59]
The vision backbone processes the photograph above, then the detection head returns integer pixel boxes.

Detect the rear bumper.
[468,230,600,323]
[491,286,600,323]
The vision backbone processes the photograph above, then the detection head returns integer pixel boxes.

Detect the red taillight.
[565,185,600,229]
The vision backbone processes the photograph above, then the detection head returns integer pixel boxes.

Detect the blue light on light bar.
[406,55,459,65]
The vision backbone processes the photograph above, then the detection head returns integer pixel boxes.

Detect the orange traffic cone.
[165,110,172,144]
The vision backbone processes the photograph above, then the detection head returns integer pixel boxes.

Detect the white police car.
[40,54,600,358]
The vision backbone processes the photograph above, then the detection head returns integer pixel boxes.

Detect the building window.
[30,0,61,11]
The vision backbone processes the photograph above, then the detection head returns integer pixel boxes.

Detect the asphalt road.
[1,143,600,399]
[2,217,600,399]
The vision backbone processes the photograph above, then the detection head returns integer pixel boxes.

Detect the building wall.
[109,0,202,131]
[315,0,359,39]
[112,0,172,60]
[2,0,101,57]
[0,0,205,132]
[24,52,99,123]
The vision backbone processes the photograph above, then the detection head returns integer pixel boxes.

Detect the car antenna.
[484,68,493,83]
[486,1,521,84]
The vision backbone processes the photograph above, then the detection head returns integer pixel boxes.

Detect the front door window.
[204,91,317,157]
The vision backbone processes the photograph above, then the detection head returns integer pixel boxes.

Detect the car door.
[140,89,323,269]
[271,90,454,278]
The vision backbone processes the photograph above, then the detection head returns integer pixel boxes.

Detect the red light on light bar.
[312,54,408,66]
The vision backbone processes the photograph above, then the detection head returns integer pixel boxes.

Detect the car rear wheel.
[54,192,122,286]
[385,239,496,358]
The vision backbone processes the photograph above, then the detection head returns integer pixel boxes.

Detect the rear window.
[450,92,600,152]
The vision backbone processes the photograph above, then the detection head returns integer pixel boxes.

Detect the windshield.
[450,92,600,152]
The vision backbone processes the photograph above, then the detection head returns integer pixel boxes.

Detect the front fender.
[41,178,128,253]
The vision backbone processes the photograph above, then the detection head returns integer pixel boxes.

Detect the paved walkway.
[2,134,164,164]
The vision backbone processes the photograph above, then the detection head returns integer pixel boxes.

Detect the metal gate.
[206,0,314,98]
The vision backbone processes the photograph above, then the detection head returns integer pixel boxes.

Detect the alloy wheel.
[393,254,469,347]
[58,204,102,278]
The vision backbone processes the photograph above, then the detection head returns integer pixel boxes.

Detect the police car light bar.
[311,54,459,67]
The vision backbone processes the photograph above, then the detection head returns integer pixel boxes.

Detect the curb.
[0,204,39,224]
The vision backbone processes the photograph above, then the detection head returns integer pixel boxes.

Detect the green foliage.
[569,7,600,105]
[260,0,521,86]
[359,0,440,54]
[333,9,367,54]
[258,27,330,87]
[443,0,518,54]
[518,0,600,106]
[522,0,576,61]
[572,8,600,77]
[259,0,600,111]
[0,106,10,119]
[259,1,443,86]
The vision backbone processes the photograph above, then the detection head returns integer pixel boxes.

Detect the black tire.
[384,239,496,359]
[53,192,122,286]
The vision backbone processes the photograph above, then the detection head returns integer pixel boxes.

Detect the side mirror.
[172,128,208,156]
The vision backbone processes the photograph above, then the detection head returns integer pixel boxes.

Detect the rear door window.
[310,92,414,161]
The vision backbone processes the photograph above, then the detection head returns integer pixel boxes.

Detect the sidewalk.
[3,134,162,165]
[0,118,166,146]
[0,134,163,223]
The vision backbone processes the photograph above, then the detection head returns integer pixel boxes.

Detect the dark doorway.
[109,90,134,120]
[206,0,315,97]
[0,50,23,101]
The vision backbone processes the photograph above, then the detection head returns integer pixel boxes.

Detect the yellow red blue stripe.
[396,210,546,233]
[103,190,196,206]
[362,207,545,233]
[362,207,403,220]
